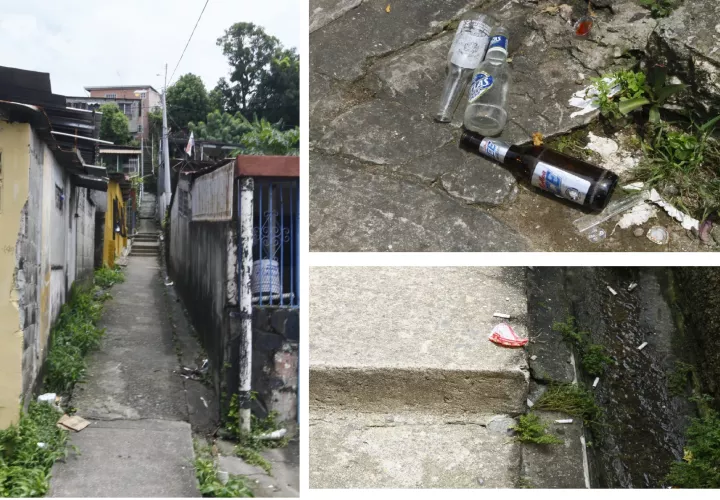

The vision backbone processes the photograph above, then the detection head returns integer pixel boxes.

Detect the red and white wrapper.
[489,323,528,348]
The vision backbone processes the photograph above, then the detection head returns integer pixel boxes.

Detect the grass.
[94,266,125,288]
[0,403,70,497]
[668,361,696,397]
[512,413,563,445]
[666,409,720,488]
[193,442,253,498]
[552,316,614,377]
[534,383,603,433]
[225,395,289,474]
[632,117,720,221]
[545,129,591,160]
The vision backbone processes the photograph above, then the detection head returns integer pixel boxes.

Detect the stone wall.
[252,307,299,429]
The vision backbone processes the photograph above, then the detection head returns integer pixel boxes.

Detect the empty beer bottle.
[459,130,618,211]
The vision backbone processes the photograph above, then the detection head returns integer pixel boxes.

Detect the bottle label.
[468,72,494,102]
[488,35,508,55]
[531,162,591,205]
[479,138,510,163]
[450,20,492,69]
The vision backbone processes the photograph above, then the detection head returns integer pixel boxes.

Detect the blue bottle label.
[489,35,508,52]
[531,162,591,205]
[468,72,494,103]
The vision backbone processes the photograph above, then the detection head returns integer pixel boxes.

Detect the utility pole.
[161,63,172,219]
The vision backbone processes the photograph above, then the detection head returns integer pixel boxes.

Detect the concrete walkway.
[309,267,530,488]
[49,206,199,496]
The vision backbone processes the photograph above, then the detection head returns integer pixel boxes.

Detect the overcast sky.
[0,0,300,96]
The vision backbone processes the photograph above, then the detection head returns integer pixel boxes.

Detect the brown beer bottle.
[459,130,618,211]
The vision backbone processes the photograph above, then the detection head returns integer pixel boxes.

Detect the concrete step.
[131,248,159,256]
[310,411,520,488]
[309,267,530,488]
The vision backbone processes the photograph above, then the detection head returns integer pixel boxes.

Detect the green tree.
[188,110,252,144]
[189,112,298,155]
[98,103,131,145]
[166,73,210,130]
[215,22,280,114]
[249,48,299,128]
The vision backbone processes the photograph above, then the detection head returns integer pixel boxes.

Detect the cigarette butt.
[555,419,573,424]
[628,282,638,292]
[637,342,648,351]
[607,286,617,296]
[593,377,599,388]
[493,313,511,319]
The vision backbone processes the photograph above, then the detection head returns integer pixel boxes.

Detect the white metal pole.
[238,176,254,434]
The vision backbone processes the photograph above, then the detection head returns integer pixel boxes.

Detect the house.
[168,155,299,430]
[67,96,143,137]
[84,85,161,144]
[0,66,108,429]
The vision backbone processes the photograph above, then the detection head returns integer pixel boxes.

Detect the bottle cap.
[486,34,508,56]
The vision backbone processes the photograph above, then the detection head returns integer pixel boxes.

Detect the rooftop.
[84,85,160,94]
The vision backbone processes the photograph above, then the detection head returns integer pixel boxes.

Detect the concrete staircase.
[309,267,530,488]
[131,193,160,257]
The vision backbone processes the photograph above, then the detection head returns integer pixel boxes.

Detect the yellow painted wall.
[0,122,31,429]
[103,181,127,267]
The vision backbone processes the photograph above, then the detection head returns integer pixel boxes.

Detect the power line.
[167,0,210,88]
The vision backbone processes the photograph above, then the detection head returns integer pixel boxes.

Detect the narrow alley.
[49,194,199,497]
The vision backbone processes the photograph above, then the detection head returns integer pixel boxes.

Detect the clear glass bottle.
[463,26,510,136]
[435,12,495,123]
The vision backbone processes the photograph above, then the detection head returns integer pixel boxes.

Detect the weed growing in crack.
[512,413,563,445]
[639,0,682,18]
[552,316,613,377]
[44,282,111,394]
[193,441,253,497]
[0,403,70,497]
[225,395,289,474]
[94,266,125,288]
[668,361,696,397]
[534,383,603,436]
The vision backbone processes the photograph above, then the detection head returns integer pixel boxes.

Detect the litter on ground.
[607,286,617,296]
[637,342,648,351]
[488,323,529,348]
[57,414,90,432]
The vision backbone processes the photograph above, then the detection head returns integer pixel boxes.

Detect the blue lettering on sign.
[469,72,494,102]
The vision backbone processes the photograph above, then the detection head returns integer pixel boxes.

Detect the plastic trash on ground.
[569,77,620,118]
[489,323,528,348]
[573,191,650,234]
[648,189,700,231]
[37,393,57,404]
[647,226,669,245]
[257,428,287,441]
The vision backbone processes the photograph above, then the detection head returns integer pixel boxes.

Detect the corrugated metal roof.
[99,149,142,155]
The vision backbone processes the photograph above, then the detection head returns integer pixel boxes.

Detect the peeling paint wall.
[0,121,31,429]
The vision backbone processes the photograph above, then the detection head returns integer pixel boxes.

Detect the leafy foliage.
[189,113,298,156]
[639,0,681,18]
[194,442,253,498]
[94,266,125,289]
[633,116,720,220]
[666,410,720,488]
[98,103,131,145]
[513,413,563,445]
[225,395,289,474]
[167,73,211,131]
[0,403,69,497]
[213,23,298,127]
[44,268,121,394]
[552,316,613,377]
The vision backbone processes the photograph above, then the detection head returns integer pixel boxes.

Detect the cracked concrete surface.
[309,0,714,251]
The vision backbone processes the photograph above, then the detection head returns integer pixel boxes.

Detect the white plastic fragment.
[530,355,538,361]
[527,398,535,408]
[257,428,287,441]
[555,419,574,424]
[216,470,229,485]
[593,377,600,388]
[637,342,648,351]
[38,393,57,404]
[623,182,645,191]
[616,203,656,230]
[493,312,511,319]
[649,189,700,231]
[37,442,47,449]
[569,78,621,118]
[200,397,208,408]
[607,286,617,296]
[628,282,638,292]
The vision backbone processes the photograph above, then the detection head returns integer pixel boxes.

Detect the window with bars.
[105,93,117,99]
